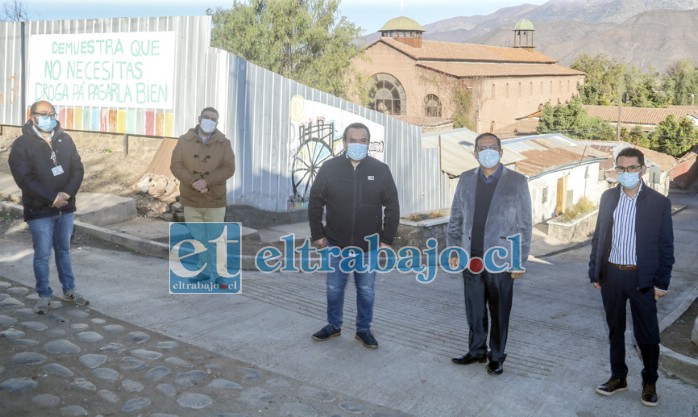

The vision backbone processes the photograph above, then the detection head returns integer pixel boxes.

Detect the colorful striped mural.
[34,106,176,137]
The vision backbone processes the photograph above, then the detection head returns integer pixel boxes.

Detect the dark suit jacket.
[588,183,674,290]
[447,166,532,267]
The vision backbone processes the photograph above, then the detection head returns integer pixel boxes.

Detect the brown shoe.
[641,382,658,407]
[595,377,627,396]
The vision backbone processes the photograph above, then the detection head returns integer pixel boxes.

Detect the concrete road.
[1,191,697,416]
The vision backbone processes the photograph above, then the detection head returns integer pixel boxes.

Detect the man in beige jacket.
[170,107,235,281]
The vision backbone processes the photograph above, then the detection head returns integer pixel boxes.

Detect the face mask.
[200,118,217,134]
[36,115,57,132]
[617,171,641,189]
[477,149,500,169]
[346,143,368,161]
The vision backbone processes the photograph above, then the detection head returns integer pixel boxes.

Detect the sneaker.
[312,324,341,341]
[595,377,628,396]
[63,290,89,306]
[355,330,379,349]
[641,382,658,407]
[34,296,51,314]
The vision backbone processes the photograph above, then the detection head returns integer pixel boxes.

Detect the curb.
[659,345,698,386]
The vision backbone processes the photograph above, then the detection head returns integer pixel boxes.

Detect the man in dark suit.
[447,132,532,375]
[589,147,674,407]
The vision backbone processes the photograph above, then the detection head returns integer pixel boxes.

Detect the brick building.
[351,17,585,133]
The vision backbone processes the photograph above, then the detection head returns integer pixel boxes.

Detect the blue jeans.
[326,249,376,332]
[27,212,76,297]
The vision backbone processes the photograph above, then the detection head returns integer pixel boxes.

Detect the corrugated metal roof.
[579,140,677,171]
[422,128,525,176]
[503,134,607,176]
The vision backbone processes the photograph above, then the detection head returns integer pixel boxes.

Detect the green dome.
[380,16,425,32]
[514,19,535,31]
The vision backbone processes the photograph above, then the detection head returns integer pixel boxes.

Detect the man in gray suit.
[447,132,532,375]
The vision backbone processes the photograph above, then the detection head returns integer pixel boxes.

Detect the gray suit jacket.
[447,166,533,268]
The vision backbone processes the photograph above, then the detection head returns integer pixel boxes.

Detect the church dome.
[380,16,425,32]
[514,19,535,31]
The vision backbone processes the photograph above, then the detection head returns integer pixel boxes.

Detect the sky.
[17,0,549,35]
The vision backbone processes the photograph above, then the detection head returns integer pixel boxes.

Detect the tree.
[662,60,698,106]
[571,54,625,105]
[208,0,362,97]
[0,0,27,21]
[451,88,475,130]
[649,114,698,157]
[537,98,614,140]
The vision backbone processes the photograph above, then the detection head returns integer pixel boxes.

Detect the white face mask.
[200,118,217,134]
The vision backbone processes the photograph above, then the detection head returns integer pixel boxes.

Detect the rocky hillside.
[365,0,698,71]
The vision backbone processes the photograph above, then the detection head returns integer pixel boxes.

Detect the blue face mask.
[36,115,57,132]
[618,171,641,189]
[346,143,368,161]
[477,149,500,169]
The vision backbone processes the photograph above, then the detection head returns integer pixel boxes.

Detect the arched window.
[423,94,442,117]
[369,73,407,115]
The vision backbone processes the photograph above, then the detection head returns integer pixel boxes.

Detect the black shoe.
[487,360,503,375]
[355,330,378,349]
[312,325,341,341]
[595,377,628,396]
[452,353,487,365]
[641,382,658,407]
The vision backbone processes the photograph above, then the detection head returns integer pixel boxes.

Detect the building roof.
[421,131,611,178]
[421,128,526,176]
[514,19,535,31]
[503,134,608,177]
[369,37,559,63]
[380,16,425,32]
[579,140,678,171]
[494,118,540,138]
[417,62,584,78]
[584,105,698,126]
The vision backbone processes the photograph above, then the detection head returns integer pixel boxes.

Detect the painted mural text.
[28,32,175,109]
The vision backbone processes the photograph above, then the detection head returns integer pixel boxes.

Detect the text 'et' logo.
[168,222,241,294]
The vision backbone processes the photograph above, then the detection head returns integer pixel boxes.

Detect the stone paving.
[0,279,413,417]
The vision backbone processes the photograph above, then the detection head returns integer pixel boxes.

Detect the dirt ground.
[0,127,166,217]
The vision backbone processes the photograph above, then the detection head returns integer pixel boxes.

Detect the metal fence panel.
[1,16,448,215]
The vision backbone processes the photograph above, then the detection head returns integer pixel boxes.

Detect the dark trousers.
[462,270,513,362]
[601,266,660,384]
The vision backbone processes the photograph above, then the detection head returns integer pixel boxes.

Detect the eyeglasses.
[33,112,56,118]
[615,165,643,173]
[476,145,500,152]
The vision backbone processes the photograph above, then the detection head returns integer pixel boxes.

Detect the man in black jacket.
[308,122,399,348]
[589,147,674,407]
[9,100,87,314]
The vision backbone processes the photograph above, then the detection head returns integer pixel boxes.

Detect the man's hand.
[52,194,69,208]
[313,238,327,249]
[192,179,208,191]
[592,282,601,289]
[510,271,525,280]
[655,288,667,301]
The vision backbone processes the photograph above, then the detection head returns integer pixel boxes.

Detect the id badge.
[51,165,64,176]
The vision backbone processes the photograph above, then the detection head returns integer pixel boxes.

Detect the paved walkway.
[1,191,697,416]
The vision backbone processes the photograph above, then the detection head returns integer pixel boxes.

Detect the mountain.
[366,0,698,71]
